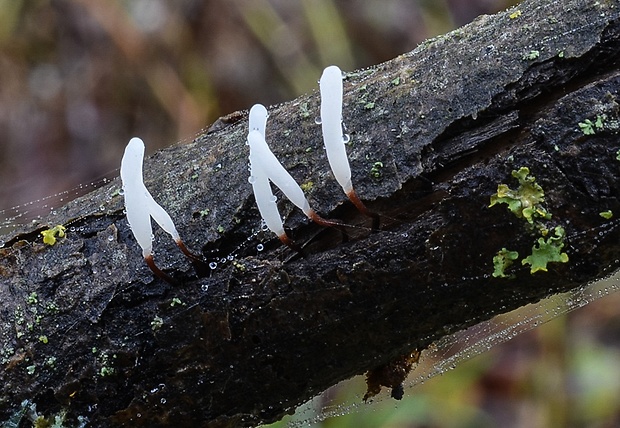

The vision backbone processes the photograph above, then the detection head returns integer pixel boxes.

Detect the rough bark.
[2,0,620,426]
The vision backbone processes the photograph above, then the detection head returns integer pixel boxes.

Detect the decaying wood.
[2,0,620,426]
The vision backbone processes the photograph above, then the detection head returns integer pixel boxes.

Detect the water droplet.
[119,189,125,196]
[201,284,209,292]
[257,244,264,252]
[269,195,277,203]
[160,398,166,404]
[314,117,322,125]
[209,262,217,270]
[342,134,350,143]
[220,258,227,264]
[248,176,256,184]
[227,255,234,261]
[107,235,114,242]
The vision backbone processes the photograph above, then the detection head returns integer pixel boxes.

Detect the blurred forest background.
[2,1,620,427]
[0,0,518,211]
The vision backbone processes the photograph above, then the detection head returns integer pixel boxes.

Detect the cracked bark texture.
[2,0,620,426]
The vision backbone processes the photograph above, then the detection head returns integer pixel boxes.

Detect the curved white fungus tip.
[249,104,269,136]
[120,137,180,258]
[319,65,353,193]
[248,130,312,217]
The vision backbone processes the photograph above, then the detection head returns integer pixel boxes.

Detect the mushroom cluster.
[121,66,377,282]
[247,65,377,250]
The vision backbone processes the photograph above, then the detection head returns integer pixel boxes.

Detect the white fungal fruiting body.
[319,65,353,194]
[249,104,268,136]
[120,137,180,257]
[248,129,313,224]
[247,103,345,246]
[248,160,285,238]
[248,130,311,216]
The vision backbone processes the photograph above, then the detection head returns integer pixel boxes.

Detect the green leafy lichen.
[521,226,569,273]
[600,210,613,220]
[370,161,383,179]
[170,297,185,307]
[492,248,519,278]
[364,101,375,110]
[100,366,115,377]
[299,102,311,119]
[151,315,164,331]
[27,292,39,305]
[578,114,606,135]
[489,167,550,223]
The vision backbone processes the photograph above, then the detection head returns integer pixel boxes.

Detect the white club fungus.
[319,65,353,193]
[121,137,204,282]
[319,65,379,226]
[247,105,340,249]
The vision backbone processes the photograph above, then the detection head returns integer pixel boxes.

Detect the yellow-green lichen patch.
[509,10,522,19]
[489,167,551,223]
[600,210,613,219]
[489,167,570,278]
[41,225,66,246]
[233,260,246,271]
[492,248,519,278]
[521,226,569,273]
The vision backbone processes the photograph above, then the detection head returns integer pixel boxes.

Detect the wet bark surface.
[1,0,620,426]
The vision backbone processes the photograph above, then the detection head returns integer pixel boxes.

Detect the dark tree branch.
[2,0,620,426]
